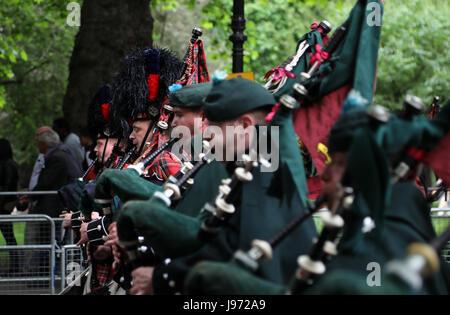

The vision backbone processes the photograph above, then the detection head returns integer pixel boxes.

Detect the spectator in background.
[0,139,19,275]
[52,117,85,170]
[22,129,72,278]
[28,126,52,191]
[26,126,82,196]
[79,126,96,171]
[30,129,71,217]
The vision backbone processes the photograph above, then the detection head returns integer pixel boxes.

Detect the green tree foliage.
[0,0,78,169]
[374,0,449,108]
[155,0,448,109]
[0,0,448,185]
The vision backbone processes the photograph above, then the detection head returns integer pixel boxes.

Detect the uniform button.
[163,273,168,280]
[169,280,175,288]
[164,258,171,265]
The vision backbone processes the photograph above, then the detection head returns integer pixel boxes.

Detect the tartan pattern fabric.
[146,150,182,182]
[92,263,115,291]
[177,39,210,86]
[139,133,184,182]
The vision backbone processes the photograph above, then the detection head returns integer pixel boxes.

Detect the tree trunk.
[63,0,153,133]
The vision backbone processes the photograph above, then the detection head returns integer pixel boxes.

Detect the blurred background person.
[52,117,84,172]
[79,126,96,171]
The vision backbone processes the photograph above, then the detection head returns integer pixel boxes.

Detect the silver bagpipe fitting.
[402,95,424,121]
[156,104,174,130]
[153,140,213,207]
[233,239,273,273]
[366,103,391,132]
[279,94,298,110]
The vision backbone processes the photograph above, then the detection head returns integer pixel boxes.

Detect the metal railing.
[0,214,56,294]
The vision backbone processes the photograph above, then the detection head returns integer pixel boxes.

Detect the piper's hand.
[130,267,154,295]
[104,222,121,268]
[76,222,89,246]
[59,211,73,229]
[91,211,100,220]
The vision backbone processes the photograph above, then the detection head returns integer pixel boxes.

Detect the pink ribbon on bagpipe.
[265,102,280,123]
[264,66,297,84]
[309,44,329,66]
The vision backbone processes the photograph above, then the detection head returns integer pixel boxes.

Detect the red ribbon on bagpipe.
[264,66,297,84]
[309,44,330,67]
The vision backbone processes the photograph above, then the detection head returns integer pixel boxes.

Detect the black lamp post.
[229,0,247,73]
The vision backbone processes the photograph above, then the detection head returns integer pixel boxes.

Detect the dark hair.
[80,126,94,138]
[53,117,71,132]
[0,138,13,160]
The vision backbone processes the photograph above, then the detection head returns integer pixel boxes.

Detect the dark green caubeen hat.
[168,82,212,109]
[203,77,276,122]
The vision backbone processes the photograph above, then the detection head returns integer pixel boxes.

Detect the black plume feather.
[110,47,183,138]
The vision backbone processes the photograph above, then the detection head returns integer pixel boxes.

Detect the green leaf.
[20,50,28,61]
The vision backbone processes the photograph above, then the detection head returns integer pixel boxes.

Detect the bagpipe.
[293,16,351,98]
[218,92,389,293]
[264,20,332,94]
[116,142,136,170]
[84,138,181,247]
[152,140,213,207]
[118,94,309,266]
[118,140,214,269]
[126,137,179,177]
[118,152,268,271]
[152,27,205,135]
[231,193,328,274]
[390,95,447,184]
[81,156,99,181]
[385,224,450,292]
[287,187,355,294]
[198,151,265,235]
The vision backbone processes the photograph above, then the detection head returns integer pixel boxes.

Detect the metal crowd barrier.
[0,214,56,294]
[430,208,450,262]
[0,213,84,295]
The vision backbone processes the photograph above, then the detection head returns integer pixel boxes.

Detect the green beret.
[328,108,369,154]
[169,82,212,109]
[203,77,276,122]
